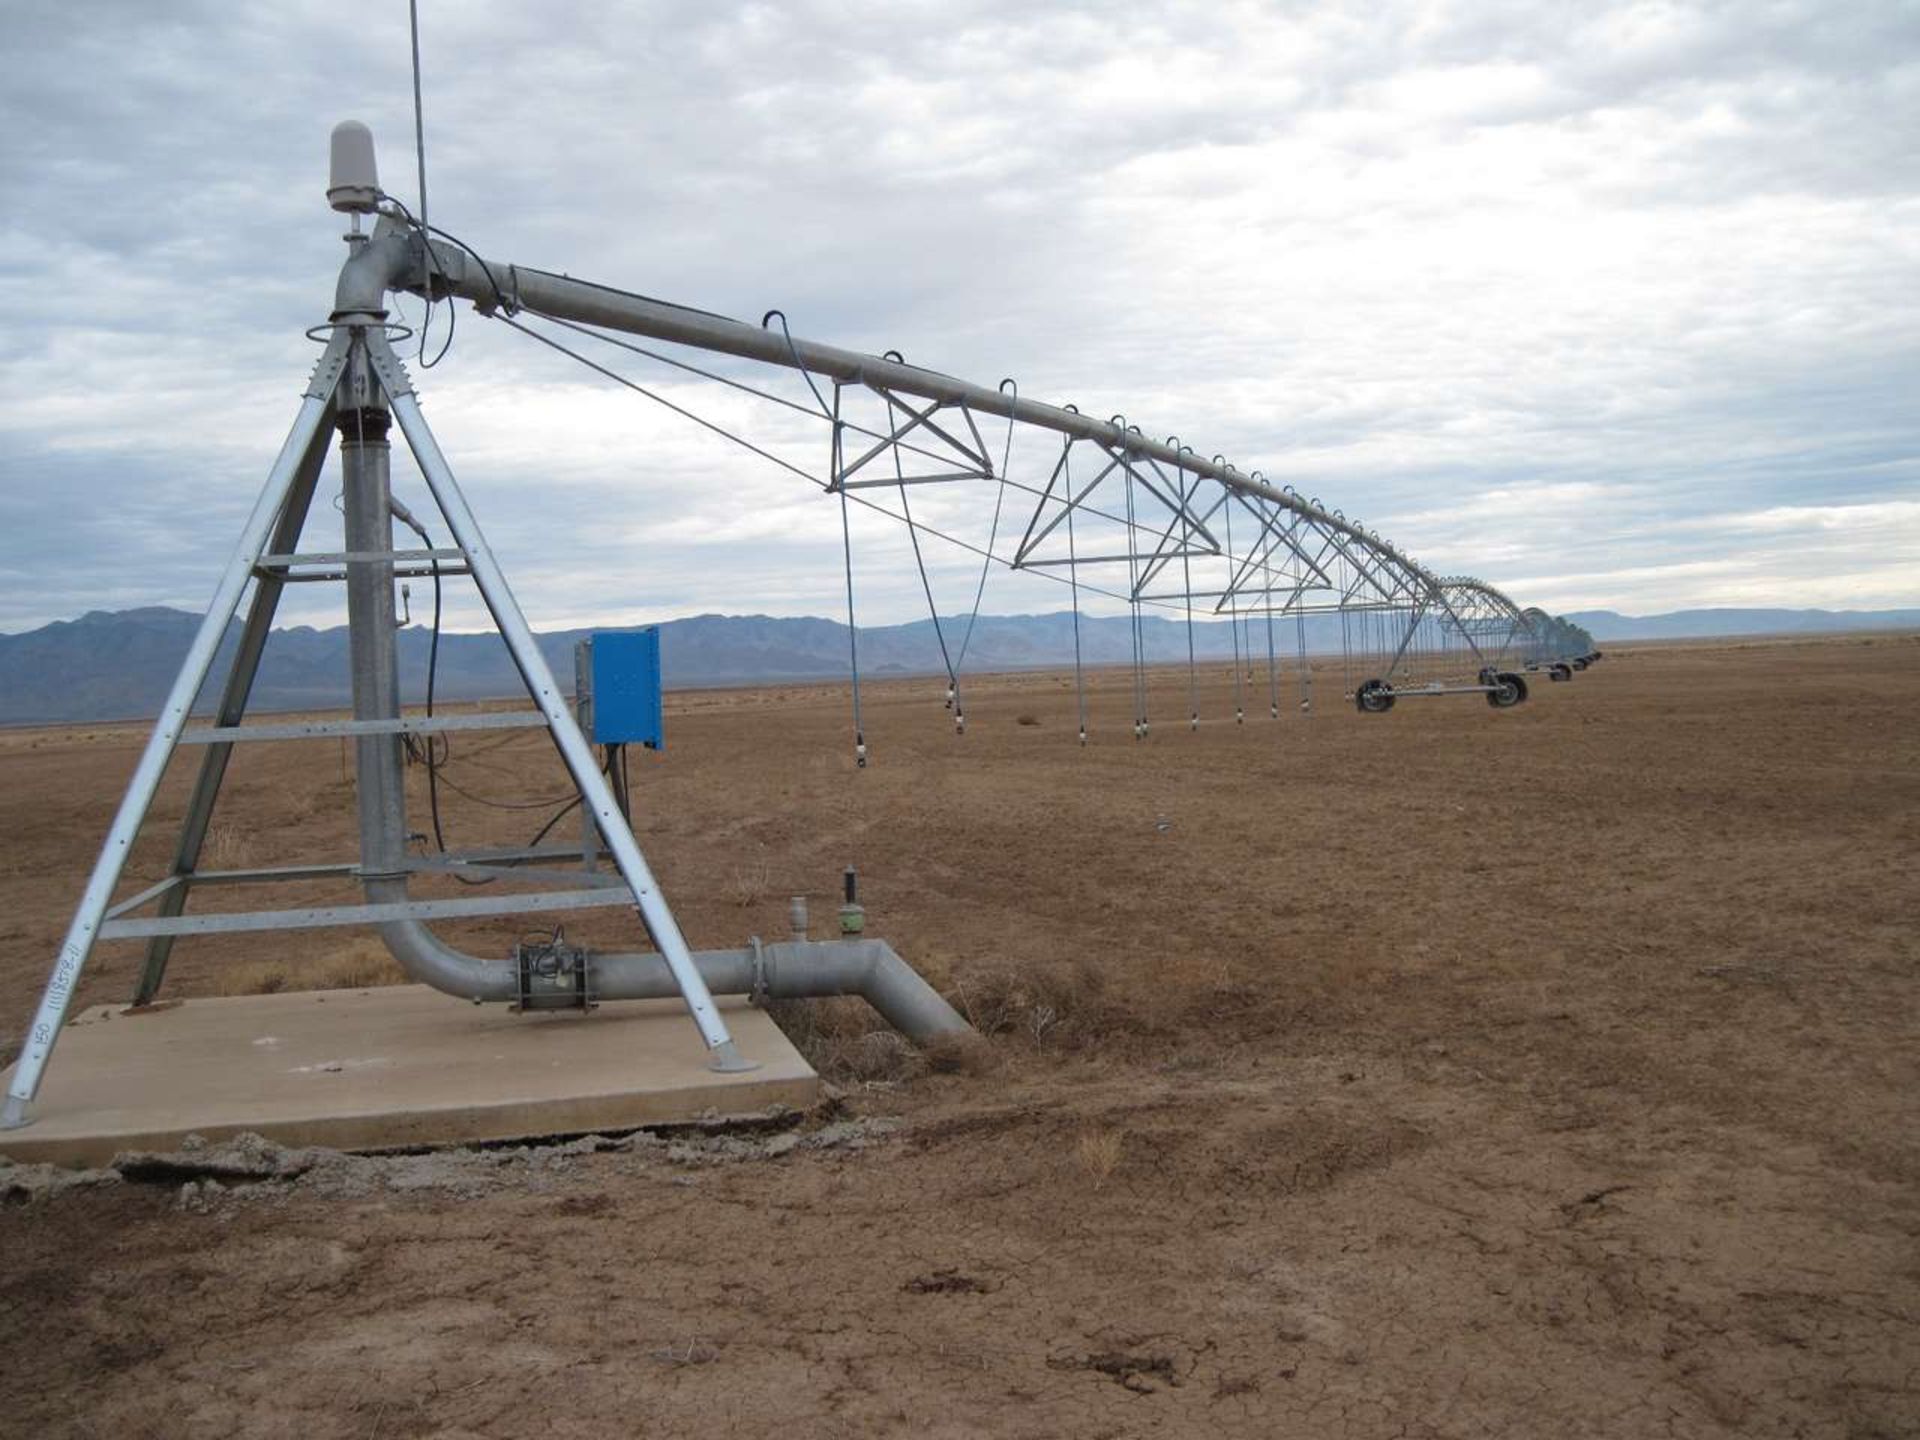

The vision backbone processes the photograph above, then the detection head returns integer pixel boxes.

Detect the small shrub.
[1015,712,1041,727]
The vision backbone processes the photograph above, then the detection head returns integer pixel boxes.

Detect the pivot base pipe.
[367,889,969,1046]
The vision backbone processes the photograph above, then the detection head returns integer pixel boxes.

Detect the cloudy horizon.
[2,0,1915,636]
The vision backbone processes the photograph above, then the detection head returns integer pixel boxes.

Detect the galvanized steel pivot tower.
[3,119,1588,1128]
[1,124,965,1131]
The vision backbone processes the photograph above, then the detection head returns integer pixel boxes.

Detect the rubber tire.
[1355,678,1395,714]
[1486,672,1527,708]
[1549,663,1572,682]
[1572,657,1589,671]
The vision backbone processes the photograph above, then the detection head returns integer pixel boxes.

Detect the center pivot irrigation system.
[1,124,1599,1130]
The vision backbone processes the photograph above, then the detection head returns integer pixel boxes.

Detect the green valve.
[838,866,865,935]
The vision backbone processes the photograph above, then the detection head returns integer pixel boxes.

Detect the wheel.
[1355,678,1395,713]
[1549,663,1572,682]
[1485,672,1527,708]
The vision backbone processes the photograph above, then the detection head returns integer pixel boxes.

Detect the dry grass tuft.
[766,997,928,1084]
[1075,1129,1125,1188]
[720,862,772,908]
[922,1031,998,1076]
[200,823,252,871]
[215,940,409,997]
[313,940,409,990]
[219,961,290,996]
[948,958,1132,1051]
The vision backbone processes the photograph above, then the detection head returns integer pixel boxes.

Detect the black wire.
[521,745,621,851]
[419,280,456,368]
[523,793,583,850]
[429,768,581,811]
[420,548,450,847]
[378,191,511,330]
[424,221,510,312]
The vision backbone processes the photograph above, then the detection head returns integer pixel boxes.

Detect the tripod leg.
[2,338,348,1129]
[368,335,750,1072]
[130,402,336,1005]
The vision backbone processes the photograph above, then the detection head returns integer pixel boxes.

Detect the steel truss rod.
[4,335,353,1125]
[381,224,1531,618]
[1215,495,1329,609]
[181,711,549,744]
[1013,445,1122,564]
[100,885,633,941]
[832,388,994,489]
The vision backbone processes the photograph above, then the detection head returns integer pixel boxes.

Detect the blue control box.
[587,629,664,749]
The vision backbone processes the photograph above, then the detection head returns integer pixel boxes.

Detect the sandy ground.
[1,634,1916,1438]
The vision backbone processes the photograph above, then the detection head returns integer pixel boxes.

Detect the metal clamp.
[747,935,768,1006]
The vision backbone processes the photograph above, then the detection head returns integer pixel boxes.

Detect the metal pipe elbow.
[332,227,415,321]
[365,876,517,1002]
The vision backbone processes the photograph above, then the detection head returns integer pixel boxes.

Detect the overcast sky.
[1,0,1915,635]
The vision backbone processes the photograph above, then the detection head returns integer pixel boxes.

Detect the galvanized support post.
[364,333,750,1071]
[130,399,336,1005]
[2,334,351,1129]
[337,346,409,886]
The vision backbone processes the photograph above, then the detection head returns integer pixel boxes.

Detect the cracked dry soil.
[1,636,1916,1438]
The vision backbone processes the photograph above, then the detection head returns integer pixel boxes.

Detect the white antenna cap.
[327,121,380,214]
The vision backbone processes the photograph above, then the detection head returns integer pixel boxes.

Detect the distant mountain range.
[1,604,1913,725]
[1563,607,1920,640]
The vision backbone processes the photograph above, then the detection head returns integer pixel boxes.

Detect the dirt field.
[2,634,1916,1438]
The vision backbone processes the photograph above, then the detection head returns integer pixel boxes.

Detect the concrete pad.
[0,986,817,1168]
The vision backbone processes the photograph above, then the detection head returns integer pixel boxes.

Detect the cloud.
[0,0,1914,635]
